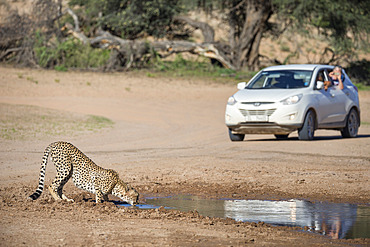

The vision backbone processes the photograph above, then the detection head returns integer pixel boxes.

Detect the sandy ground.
[0,66,369,246]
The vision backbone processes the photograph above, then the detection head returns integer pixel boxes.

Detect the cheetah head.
[112,180,139,205]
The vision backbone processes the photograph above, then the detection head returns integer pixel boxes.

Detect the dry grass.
[0,103,113,140]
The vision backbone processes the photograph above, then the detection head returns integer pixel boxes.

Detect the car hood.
[233,89,303,103]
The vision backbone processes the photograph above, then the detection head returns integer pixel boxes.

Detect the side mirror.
[316,81,324,90]
[237,82,247,90]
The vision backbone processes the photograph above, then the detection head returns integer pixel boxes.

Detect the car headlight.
[227,96,237,105]
[281,94,303,105]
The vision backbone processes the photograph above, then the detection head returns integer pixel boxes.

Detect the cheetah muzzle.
[29,141,139,205]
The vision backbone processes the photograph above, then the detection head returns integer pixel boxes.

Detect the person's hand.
[337,72,342,80]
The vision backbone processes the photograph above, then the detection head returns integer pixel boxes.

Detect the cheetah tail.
[28,144,52,200]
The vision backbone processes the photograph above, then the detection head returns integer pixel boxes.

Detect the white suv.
[225,64,360,141]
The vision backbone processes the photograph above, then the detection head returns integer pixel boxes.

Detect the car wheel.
[298,110,315,140]
[341,108,359,138]
[274,134,289,140]
[228,128,245,141]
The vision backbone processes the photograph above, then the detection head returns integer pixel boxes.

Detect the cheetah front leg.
[103,194,109,202]
[95,190,104,203]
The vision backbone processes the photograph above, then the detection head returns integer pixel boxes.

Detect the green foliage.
[33,31,110,69]
[147,54,256,83]
[273,0,370,55]
[54,65,68,72]
[69,0,182,39]
[33,31,55,68]
[85,115,114,130]
[346,59,370,86]
[26,76,38,84]
[280,44,290,52]
[353,83,370,91]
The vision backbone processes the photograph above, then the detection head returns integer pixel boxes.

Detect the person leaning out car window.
[328,66,344,90]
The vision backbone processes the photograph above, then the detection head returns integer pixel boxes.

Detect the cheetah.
[29,141,139,205]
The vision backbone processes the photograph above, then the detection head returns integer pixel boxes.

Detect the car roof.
[263,64,334,71]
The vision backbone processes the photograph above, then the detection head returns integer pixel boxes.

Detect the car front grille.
[239,109,276,117]
[241,102,274,105]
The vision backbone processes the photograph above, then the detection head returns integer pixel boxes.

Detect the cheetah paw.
[62,194,74,202]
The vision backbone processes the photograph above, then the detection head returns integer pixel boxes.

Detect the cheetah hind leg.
[49,163,74,202]
[48,185,62,201]
[61,193,74,202]
[48,184,74,202]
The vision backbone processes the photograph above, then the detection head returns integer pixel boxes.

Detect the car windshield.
[246,70,313,89]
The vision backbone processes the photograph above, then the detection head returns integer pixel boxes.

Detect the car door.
[325,86,347,123]
[313,69,345,124]
[325,68,348,123]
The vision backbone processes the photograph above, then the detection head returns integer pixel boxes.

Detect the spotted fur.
[29,141,139,205]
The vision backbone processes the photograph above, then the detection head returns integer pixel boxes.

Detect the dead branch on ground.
[62,8,235,70]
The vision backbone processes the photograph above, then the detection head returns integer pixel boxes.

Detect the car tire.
[228,128,245,141]
[274,134,289,140]
[341,108,359,138]
[298,110,315,140]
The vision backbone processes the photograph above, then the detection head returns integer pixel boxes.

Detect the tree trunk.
[173,16,215,43]
[232,0,272,70]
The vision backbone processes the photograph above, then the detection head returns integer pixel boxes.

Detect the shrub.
[346,59,370,86]
[147,54,257,83]
[33,31,111,70]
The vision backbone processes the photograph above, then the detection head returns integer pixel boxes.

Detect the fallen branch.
[63,24,235,69]
[0,47,22,61]
[61,8,235,70]
[173,16,215,43]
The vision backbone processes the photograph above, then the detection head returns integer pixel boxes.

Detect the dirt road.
[0,67,369,246]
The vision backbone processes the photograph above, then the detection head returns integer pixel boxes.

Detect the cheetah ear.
[118,180,128,191]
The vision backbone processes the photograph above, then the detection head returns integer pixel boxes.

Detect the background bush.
[33,32,110,70]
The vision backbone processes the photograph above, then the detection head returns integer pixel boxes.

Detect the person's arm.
[337,75,344,90]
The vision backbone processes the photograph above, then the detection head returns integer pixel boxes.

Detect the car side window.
[314,69,332,91]
[315,70,326,88]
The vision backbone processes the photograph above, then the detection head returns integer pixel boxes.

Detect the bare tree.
[172,0,273,70]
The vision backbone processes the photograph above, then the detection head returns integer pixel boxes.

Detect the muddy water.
[118,195,370,239]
